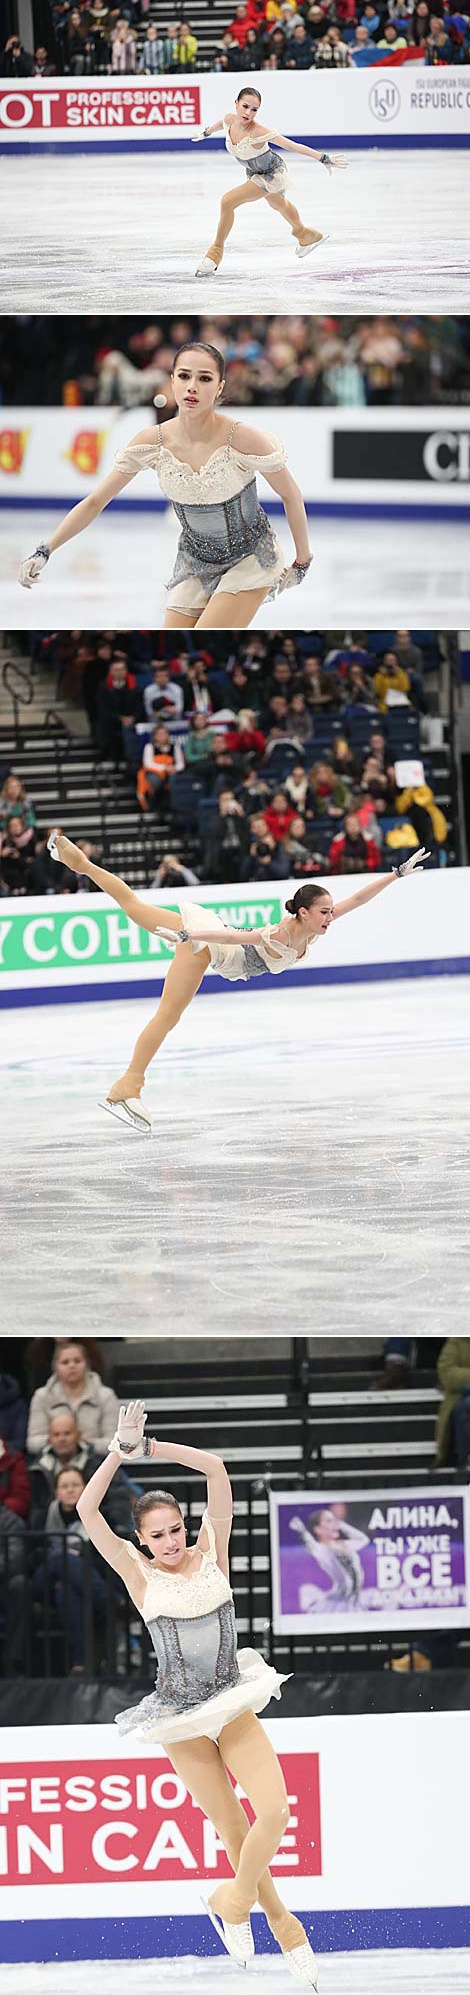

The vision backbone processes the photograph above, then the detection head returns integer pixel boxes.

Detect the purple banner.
[270,1487,470,1634]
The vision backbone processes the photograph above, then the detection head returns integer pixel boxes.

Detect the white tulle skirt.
[115,1647,290,1746]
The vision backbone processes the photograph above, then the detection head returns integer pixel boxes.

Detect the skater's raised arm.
[18,426,156,588]
[86,1402,233,1572]
[75,1452,143,1584]
[332,848,430,921]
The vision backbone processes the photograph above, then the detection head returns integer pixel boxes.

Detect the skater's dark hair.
[172,342,225,382]
[131,1489,184,1533]
[236,88,261,105]
[285,884,332,916]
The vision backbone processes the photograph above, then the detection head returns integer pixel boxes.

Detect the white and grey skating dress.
[173,899,315,984]
[114,423,286,613]
[116,1511,288,1745]
[223,115,289,195]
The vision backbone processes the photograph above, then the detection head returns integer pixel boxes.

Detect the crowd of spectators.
[0,629,450,900]
[1,1336,469,1677]
[3,0,469,71]
[2,316,469,411]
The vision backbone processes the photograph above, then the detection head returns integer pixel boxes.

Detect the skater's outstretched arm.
[268,132,347,170]
[18,426,155,587]
[332,848,430,920]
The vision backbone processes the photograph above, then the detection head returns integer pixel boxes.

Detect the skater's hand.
[109,1401,151,1459]
[395,846,431,877]
[190,129,207,142]
[18,545,50,590]
[320,152,348,174]
[277,558,312,593]
[289,1516,305,1535]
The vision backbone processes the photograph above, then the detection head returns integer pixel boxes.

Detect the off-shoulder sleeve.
[231,432,287,473]
[114,439,161,476]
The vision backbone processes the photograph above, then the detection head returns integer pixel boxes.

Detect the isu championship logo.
[0,429,28,473]
[64,431,106,475]
[369,81,401,122]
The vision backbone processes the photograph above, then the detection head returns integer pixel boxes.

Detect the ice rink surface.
[4,510,470,629]
[1,150,469,312]
[2,1953,469,1994]
[2,976,469,1336]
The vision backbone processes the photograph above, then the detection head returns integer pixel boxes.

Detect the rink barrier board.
[1,959,470,1010]
[3,407,470,517]
[1,69,469,145]
[3,498,470,522]
[1,1906,470,1962]
[2,136,470,153]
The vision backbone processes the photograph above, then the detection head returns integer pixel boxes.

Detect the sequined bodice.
[223,116,273,162]
[125,1530,233,1625]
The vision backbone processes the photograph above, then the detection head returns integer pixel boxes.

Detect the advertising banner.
[0,1716,468,1960]
[0,71,469,147]
[270,1487,470,1634]
[1,870,470,1005]
[1,408,470,516]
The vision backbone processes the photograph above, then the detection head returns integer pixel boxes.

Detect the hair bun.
[285,898,294,914]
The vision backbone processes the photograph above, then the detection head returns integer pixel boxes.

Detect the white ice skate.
[295,234,330,259]
[283,1939,320,1988]
[99,1097,152,1134]
[195,256,219,277]
[47,826,62,860]
[201,1896,254,1968]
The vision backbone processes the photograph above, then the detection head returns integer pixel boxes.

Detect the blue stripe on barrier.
[1,136,470,154]
[2,497,470,522]
[0,1905,469,1962]
[1,957,469,1009]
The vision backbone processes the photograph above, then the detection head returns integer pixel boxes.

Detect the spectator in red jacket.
[328,811,382,873]
[228,2,255,44]
[264,789,298,842]
[0,1432,31,1669]
[0,1436,31,1520]
[224,709,266,759]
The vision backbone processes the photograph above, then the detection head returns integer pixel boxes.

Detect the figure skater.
[191,88,347,276]
[290,1507,370,1613]
[18,342,312,632]
[77,1398,319,1987]
[44,832,429,1131]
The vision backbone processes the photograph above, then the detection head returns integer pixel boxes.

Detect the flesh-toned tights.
[165,1710,306,1947]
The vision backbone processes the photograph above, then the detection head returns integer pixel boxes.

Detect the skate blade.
[99,1098,152,1134]
[195,258,219,277]
[283,1942,320,1989]
[201,1896,250,1968]
[296,234,330,259]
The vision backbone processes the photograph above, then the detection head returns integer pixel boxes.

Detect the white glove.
[108,1400,151,1459]
[277,558,312,595]
[319,152,348,174]
[289,1516,305,1535]
[190,129,208,142]
[18,545,50,590]
[395,846,431,877]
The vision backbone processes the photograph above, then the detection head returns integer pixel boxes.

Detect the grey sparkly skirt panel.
[245,151,287,187]
[169,480,280,595]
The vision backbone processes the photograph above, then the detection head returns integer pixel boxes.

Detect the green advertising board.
[0,896,283,975]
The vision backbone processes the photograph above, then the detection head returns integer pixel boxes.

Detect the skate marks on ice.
[2,1953,469,1995]
[2,513,470,631]
[1,152,469,312]
[2,979,470,1336]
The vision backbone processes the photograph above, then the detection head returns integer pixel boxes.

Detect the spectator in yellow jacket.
[436,1340,470,1466]
[372,650,410,711]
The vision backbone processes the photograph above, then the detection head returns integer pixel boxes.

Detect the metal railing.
[2,660,34,747]
[0,1482,467,1682]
